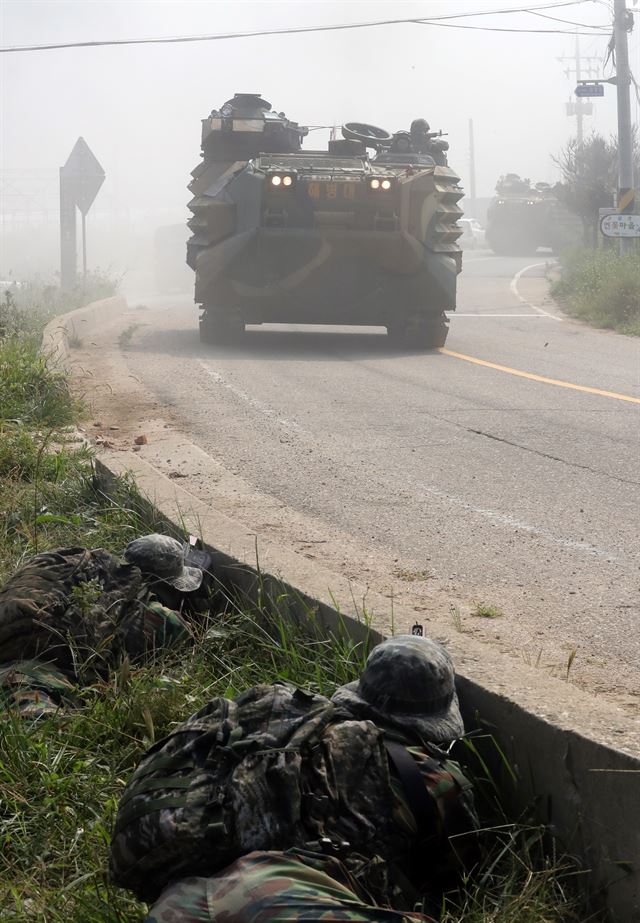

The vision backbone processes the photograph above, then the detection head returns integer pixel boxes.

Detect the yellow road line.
[439,348,640,405]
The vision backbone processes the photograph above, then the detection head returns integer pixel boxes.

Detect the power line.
[530,11,610,28]
[0,1,611,54]
[417,21,608,33]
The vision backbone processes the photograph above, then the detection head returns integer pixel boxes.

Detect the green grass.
[551,248,640,335]
[440,839,593,923]
[472,603,503,620]
[0,338,81,426]
[0,282,600,923]
[0,273,119,427]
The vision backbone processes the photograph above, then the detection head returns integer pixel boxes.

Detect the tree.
[553,131,640,247]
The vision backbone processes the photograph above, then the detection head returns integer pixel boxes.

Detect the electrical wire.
[417,21,608,33]
[0,0,612,54]
[529,11,610,28]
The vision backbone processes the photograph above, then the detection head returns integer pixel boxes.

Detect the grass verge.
[0,284,599,922]
[551,248,640,335]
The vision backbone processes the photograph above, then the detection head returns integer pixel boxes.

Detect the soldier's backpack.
[109,682,477,905]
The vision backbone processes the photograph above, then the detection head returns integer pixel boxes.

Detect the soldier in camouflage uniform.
[409,119,432,154]
[145,849,437,923]
[0,535,202,717]
[407,119,449,166]
[136,636,478,921]
[332,635,478,898]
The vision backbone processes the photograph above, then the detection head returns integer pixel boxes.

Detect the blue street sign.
[575,84,604,98]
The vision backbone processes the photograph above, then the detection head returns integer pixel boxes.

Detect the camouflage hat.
[124,534,203,592]
[331,635,463,743]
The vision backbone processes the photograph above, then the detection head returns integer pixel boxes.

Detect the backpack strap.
[384,740,437,834]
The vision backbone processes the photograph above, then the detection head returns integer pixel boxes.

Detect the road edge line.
[510,261,563,321]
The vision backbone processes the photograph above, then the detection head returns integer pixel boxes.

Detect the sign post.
[59,138,105,289]
[59,170,77,291]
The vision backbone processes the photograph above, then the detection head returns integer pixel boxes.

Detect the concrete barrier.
[44,300,640,922]
[42,295,128,362]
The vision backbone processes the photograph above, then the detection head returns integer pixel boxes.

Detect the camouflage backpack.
[109,682,477,906]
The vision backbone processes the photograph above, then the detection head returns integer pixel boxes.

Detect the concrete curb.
[42,295,128,364]
[44,299,640,922]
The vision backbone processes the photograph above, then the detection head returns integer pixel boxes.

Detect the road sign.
[60,138,105,288]
[60,137,105,215]
[575,84,604,97]
[600,212,640,238]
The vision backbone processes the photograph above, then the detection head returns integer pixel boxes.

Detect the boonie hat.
[332,635,463,743]
[124,534,203,592]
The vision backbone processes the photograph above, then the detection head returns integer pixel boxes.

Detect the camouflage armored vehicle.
[485,174,581,255]
[187,94,463,348]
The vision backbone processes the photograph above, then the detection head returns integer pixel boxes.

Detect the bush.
[551,248,640,335]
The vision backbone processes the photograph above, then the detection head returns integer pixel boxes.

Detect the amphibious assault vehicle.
[187,94,463,348]
[485,174,581,256]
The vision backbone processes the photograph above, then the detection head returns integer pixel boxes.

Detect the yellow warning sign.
[618,188,635,213]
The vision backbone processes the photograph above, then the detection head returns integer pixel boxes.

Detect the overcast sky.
[1,0,639,260]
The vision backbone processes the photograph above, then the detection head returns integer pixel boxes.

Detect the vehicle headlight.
[369,177,393,191]
[268,172,296,188]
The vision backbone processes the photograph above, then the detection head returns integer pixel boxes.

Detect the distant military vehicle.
[187,94,463,348]
[485,174,581,256]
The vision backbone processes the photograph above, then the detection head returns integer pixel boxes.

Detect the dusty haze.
[1,0,638,280]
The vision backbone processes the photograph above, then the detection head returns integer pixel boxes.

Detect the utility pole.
[575,34,583,146]
[468,118,477,218]
[559,37,600,145]
[613,0,635,255]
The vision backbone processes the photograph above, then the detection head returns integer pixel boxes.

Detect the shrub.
[551,248,640,335]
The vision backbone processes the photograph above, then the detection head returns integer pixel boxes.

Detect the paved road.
[118,252,639,710]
